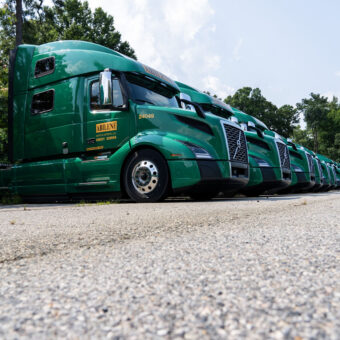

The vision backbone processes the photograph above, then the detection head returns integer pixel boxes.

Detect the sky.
[41,0,340,126]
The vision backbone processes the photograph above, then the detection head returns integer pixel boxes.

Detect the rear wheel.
[123,149,169,202]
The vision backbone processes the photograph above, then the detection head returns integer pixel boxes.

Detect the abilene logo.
[96,121,117,133]
[139,113,155,119]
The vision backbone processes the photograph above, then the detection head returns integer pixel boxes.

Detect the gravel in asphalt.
[0,192,339,339]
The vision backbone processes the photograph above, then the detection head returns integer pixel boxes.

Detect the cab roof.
[230,107,269,130]
[17,40,179,93]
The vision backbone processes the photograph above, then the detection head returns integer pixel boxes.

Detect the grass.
[1,192,22,205]
[77,199,120,207]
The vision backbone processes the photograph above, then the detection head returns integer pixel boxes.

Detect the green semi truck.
[309,150,323,192]
[229,108,292,196]
[276,139,316,193]
[176,82,291,196]
[0,40,250,202]
[335,163,340,188]
[317,154,337,190]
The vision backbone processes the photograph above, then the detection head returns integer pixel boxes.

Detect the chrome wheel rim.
[132,160,159,194]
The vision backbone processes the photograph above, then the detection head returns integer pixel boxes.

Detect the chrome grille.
[306,153,315,174]
[317,159,322,177]
[223,124,248,163]
[332,166,336,180]
[276,142,290,169]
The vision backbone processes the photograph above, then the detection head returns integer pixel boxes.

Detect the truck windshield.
[125,73,179,108]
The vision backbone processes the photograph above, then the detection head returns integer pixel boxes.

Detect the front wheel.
[123,149,170,202]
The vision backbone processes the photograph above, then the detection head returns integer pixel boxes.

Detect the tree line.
[224,88,340,162]
[0,0,339,162]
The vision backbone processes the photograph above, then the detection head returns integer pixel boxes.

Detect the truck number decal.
[139,113,154,119]
[96,121,117,133]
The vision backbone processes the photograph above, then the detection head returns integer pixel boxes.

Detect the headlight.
[292,164,303,172]
[240,123,247,131]
[177,140,213,159]
[251,156,271,167]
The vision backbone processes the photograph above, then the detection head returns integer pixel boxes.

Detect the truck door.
[85,74,132,152]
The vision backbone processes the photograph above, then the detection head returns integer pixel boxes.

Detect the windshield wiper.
[135,99,155,105]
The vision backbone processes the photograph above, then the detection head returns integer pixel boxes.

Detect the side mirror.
[180,98,205,119]
[100,69,113,106]
[179,93,195,111]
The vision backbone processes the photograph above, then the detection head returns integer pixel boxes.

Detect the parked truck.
[175,82,291,196]
[275,139,316,193]
[174,81,250,197]
[229,108,292,196]
[0,40,250,202]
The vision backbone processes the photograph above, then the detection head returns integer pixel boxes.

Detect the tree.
[15,0,22,45]
[296,93,329,153]
[318,96,340,161]
[224,87,299,137]
[292,126,314,150]
[23,0,136,58]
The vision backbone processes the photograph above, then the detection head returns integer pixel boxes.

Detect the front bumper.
[281,171,315,193]
[169,159,249,195]
[243,166,291,195]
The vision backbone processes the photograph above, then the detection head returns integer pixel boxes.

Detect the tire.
[123,149,169,203]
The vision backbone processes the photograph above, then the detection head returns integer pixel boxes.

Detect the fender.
[129,131,198,160]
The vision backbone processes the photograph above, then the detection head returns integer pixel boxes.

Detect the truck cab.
[1,41,250,202]
[229,108,291,196]
[175,81,249,197]
[273,138,316,193]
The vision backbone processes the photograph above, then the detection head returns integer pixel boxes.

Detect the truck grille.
[316,159,322,177]
[223,124,248,163]
[332,166,336,180]
[276,142,290,169]
[306,153,315,174]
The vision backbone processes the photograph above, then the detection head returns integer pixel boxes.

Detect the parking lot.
[0,192,339,339]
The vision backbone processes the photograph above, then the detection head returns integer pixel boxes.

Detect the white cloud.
[86,0,224,93]
[322,91,340,101]
[162,0,214,41]
[202,76,234,99]
[233,38,244,61]
[335,71,340,77]
[203,55,221,72]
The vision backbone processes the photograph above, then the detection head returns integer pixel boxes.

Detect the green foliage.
[296,93,329,153]
[292,126,314,150]
[224,87,299,137]
[23,0,136,58]
[1,191,22,205]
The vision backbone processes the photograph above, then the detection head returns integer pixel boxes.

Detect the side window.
[112,78,124,107]
[34,57,55,78]
[90,76,124,111]
[31,90,54,115]
[90,81,100,110]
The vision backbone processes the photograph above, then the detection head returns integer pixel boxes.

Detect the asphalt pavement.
[0,192,339,339]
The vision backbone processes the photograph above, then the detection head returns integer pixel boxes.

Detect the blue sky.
[85,0,339,114]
